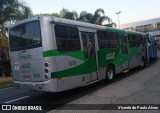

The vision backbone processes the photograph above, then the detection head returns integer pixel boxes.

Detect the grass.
[0,76,13,88]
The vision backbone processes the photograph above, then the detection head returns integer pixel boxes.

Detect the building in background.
[121,17,160,41]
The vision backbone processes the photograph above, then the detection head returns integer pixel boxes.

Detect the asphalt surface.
[1,53,160,113]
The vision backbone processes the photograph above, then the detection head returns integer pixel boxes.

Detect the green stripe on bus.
[51,58,97,78]
[50,48,138,78]
[43,49,85,61]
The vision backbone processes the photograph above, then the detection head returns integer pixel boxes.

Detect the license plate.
[23,75,31,80]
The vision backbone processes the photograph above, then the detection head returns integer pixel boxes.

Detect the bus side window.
[109,32,119,48]
[97,30,109,49]
[55,25,81,52]
[135,35,139,47]
[128,34,136,47]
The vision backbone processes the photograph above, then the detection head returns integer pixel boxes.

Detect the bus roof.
[125,30,146,35]
[9,16,124,33]
[9,16,40,29]
[52,16,124,32]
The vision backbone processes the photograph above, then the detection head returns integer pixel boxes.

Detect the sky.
[24,0,160,25]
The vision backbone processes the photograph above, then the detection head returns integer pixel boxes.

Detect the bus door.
[120,34,129,71]
[81,32,98,83]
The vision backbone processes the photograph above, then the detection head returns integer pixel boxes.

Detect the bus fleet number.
[68,61,77,67]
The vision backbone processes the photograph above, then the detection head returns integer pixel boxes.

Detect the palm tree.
[59,8,116,27]
[78,8,111,25]
[60,8,78,20]
[104,22,117,28]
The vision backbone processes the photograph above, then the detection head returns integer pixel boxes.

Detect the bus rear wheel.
[106,65,115,82]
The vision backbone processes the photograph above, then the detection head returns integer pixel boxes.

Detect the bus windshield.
[9,21,42,52]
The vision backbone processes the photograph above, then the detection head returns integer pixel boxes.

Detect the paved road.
[0,54,160,113]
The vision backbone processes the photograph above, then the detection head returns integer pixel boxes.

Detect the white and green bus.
[9,16,147,92]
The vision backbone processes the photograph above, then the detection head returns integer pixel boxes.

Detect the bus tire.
[140,57,146,68]
[106,65,115,82]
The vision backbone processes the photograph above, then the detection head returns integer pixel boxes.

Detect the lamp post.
[115,11,121,29]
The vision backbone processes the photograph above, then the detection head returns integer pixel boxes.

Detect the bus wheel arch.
[106,63,115,82]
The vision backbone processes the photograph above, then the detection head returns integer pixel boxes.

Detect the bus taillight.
[45,69,49,73]
[44,75,49,79]
[44,62,49,67]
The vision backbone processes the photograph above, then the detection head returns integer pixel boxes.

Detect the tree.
[60,8,78,20]
[35,8,117,27]
[78,8,111,25]
[35,12,62,17]
[18,5,33,20]
[0,0,33,37]
[0,0,33,27]
[0,0,32,60]
[104,22,117,28]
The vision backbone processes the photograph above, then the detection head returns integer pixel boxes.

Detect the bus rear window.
[9,21,42,51]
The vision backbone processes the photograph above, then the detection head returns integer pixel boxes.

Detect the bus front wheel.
[106,65,115,82]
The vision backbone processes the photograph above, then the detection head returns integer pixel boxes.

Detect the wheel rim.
[107,68,113,80]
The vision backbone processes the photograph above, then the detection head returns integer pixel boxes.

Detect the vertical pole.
[118,14,120,29]
[115,11,121,29]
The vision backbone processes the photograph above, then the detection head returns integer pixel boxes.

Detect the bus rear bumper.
[13,79,57,92]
